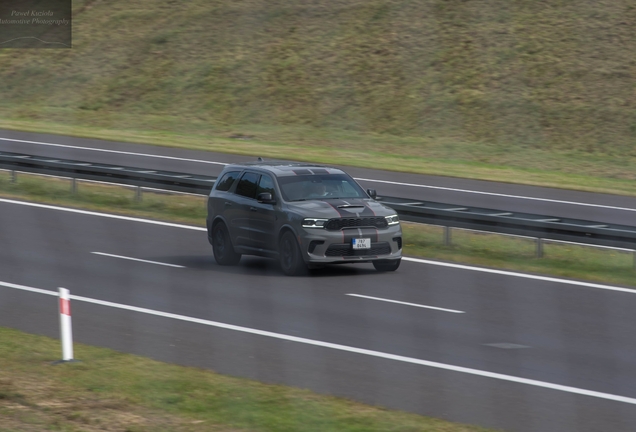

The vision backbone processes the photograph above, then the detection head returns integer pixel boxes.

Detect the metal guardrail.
[2,150,636,252]
[0,151,216,194]
[375,196,636,251]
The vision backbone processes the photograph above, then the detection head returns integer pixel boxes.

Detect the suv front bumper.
[300,224,402,264]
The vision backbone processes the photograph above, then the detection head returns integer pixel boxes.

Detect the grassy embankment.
[1,172,633,288]
[0,327,493,432]
[1,0,636,195]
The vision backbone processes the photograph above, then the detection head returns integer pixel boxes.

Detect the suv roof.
[224,160,347,177]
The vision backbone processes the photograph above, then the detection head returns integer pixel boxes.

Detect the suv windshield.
[278,174,367,202]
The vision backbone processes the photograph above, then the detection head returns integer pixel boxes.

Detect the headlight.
[302,218,328,228]
[385,214,400,226]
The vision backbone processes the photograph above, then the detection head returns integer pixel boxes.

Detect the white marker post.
[58,287,74,361]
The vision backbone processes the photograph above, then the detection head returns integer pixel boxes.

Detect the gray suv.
[206,161,402,275]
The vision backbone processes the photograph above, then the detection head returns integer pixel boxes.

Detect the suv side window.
[215,171,240,192]
[235,172,260,199]
[257,174,275,198]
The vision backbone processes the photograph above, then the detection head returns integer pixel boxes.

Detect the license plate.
[352,238,371,249]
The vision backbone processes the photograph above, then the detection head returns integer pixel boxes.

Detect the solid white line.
[346,294,465,313]
[402,257,636,294]
[3,135,634,212]
[1,279,636,405]
[539,238,635,253]
[91,252,185,268]
[358,177,636,213]
[0,137,228,166]
[0,197,633,294]
[0,198,206,231]
[0,281,57,297]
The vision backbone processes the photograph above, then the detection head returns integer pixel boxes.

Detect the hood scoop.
[337,204,365,209]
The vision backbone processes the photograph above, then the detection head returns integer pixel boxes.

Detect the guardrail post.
[444,226,451,246]
[10,170,16,184]
[536,238,544,258]
[633,251,636,270]
[71,178,77,194]
[135,186,142,202]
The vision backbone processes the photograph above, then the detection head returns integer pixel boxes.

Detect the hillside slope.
[1,0,635,168]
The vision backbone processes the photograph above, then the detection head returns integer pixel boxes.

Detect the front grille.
[325,217,388,230]
[325,242,391,257]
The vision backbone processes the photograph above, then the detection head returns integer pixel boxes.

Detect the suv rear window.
[215,171,240,192]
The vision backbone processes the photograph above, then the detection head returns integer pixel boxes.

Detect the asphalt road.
[2,130,636,431]
[1,198,636,432]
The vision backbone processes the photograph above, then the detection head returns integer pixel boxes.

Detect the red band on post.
[59,298,71,316]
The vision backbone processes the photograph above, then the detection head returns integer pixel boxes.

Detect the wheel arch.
[277,224,298,249]
[214,215,235,229]
[278,224,311,265]
[209,216,230,241]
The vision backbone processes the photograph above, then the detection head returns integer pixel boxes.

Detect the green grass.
[0,171,208,225]
[402,223,636,287]
[1,0,636,195]
[0,327,493,432]
[1,171,634,288]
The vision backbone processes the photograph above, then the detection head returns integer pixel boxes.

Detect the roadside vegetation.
[1,0,636,195]
[1,171,634,288]
[0,327,493,432]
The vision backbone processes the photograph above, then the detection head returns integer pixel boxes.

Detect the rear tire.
[279,231,308,276]
[212,223,242,265]
[373,259,401,272]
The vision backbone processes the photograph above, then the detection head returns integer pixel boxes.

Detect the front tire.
[279,231,307,276]
[212,223,242,265]
[373,259,401,272]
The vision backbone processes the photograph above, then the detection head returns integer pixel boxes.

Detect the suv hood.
[287,198,396,219]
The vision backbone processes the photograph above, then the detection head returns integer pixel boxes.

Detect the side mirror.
[257,192,276,204]
[366,189,377,199]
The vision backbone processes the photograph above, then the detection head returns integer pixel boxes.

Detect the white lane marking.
[357,177,636,213]
[91,252,185,268]
[0,280,57,297]
[0,137,228,166]
[0,198,634,294]
[2,136,634,212]
[402,257,636,294]
[1,279,636,406]
[0,198,206,231]
[346,294,464,313]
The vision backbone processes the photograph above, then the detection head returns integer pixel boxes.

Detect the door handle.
[224,202,232,207]
[250,206,258,212]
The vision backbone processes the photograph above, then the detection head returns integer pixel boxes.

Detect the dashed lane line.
[91,252,185,268]
[346,293,465,313]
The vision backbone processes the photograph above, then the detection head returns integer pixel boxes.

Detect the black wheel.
[373,259,401,272]
[279,231,308,276]
[212,223,241,265]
